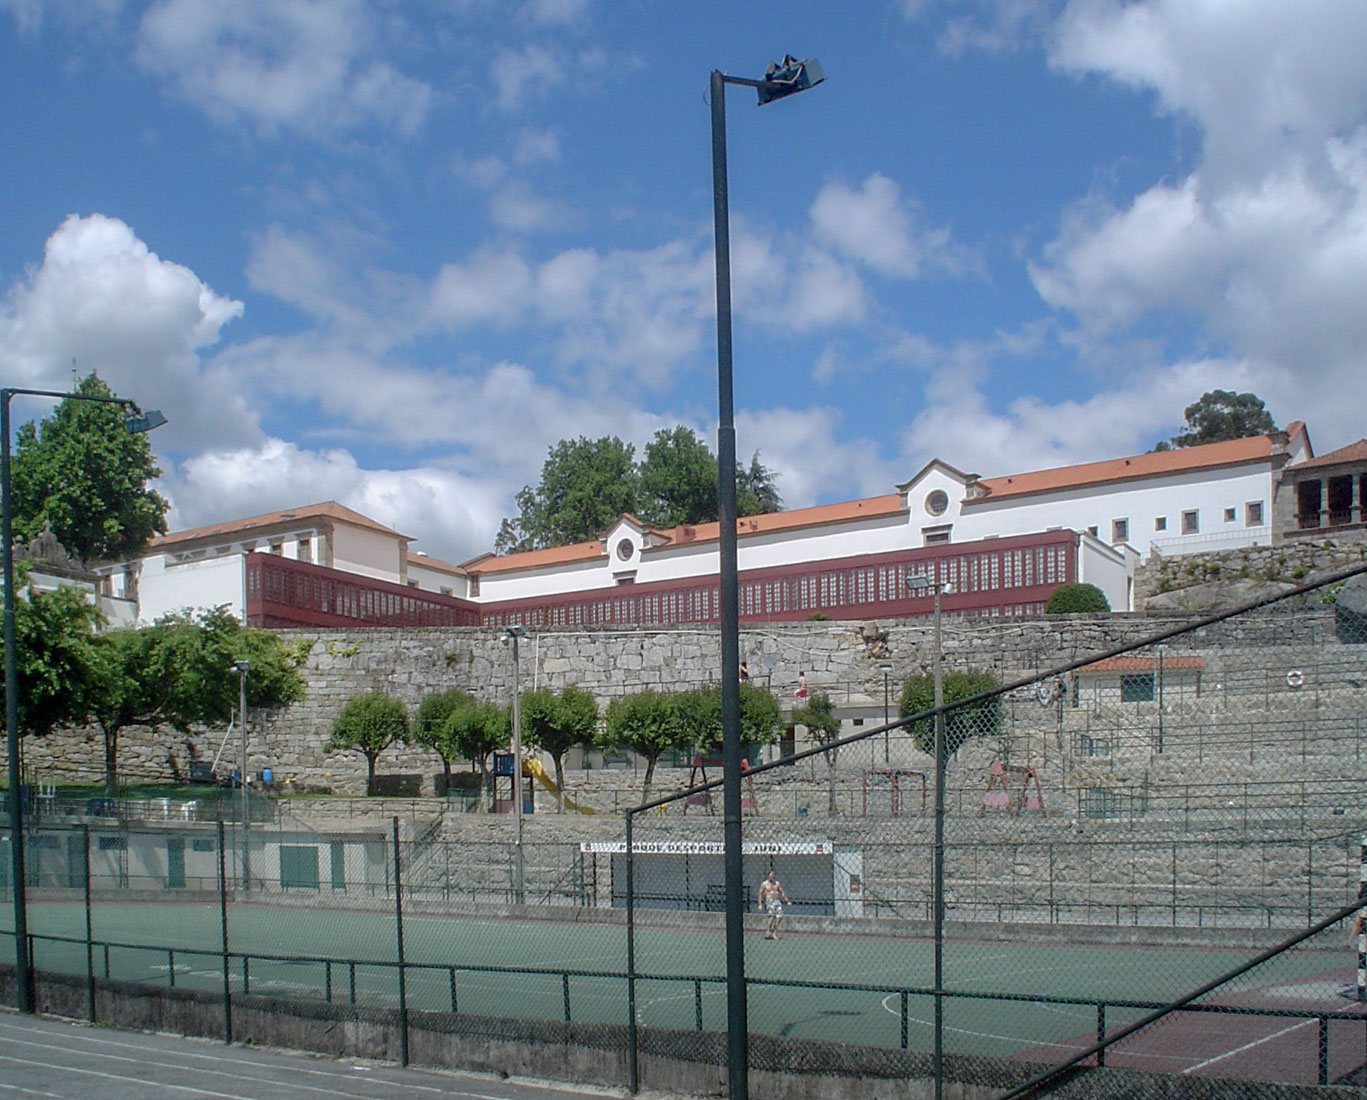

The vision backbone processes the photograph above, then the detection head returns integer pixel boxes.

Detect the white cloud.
[135,0,432,138]
[490,43,565,113]
[809,173,968,279]
[0,213,255,453]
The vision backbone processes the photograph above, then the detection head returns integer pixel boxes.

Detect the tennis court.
[17,897,1362,1082]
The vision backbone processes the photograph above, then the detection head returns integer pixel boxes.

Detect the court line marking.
[1180,1018,1316,1074]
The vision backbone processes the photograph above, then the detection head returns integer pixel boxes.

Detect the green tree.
[605,689,686,801]
[673,682,781,756]
[1044,582,1111,614]
[413,688,474,788]
[791,692,842,814]
[637,427,718,528]
[899,671,1002,756]
[325,691,409,795]
[11,372,169,562]
[519,684,599,811]
[736,451,782,515]
[496,436,638,552]
[1157,390,1276,450]
[92,607,306,794]
[9,580,110,742]
[442,700,507,804]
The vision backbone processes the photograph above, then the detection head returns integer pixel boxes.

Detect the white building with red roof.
[95,423,1362,629]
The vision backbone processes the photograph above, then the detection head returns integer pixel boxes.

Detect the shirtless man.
[757,870,790,939]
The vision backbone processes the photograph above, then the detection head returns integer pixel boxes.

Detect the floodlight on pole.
[2,386,165,1013]
[502,624,527,903]
[711,55,824,1100]
[230,659,251,889]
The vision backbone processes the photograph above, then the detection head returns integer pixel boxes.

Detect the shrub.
[898,671,1002,755]
[1044,582,1110,614]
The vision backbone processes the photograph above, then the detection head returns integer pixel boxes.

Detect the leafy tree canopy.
[92,606,307,793]
[11,372,169,562]
[1154,390,1276,451]
[10,579,110,739]
[898,671,1002,755]
[519,684,600,809]
[674,682,782,752]
[495,429,783,552]
[604,689,684,799]
[325,690,409,794]
[1044,582,1111,614]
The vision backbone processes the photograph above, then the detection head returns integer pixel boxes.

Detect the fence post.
[393,817,409,1066]
[82,824,94,1022]
[218,820,232,1044]
[626,810,639,1094]
[1357,834,1366,1002]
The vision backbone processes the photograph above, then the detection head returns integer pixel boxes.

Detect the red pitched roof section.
[151,501,410,549]
[1078,656,1205,673]
[1292,439,1367,470]
[973,431,1298,502]
[464,494,907,575]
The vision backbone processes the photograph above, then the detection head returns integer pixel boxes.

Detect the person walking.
[757,870,790,939]
[794,671,808,700]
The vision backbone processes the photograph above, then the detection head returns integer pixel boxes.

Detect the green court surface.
[16,900,1351,1062]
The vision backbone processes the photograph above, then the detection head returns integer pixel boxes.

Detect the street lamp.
[230,659,251,890]
[906,570,951,1099]
[2,386,165,1013]
[711,54,824,1100]
[879,663,893,764]
[502,624,526,903]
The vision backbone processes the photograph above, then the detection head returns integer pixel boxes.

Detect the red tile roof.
[152,501,409,549]
[1079,656,1205,673]
[1292,438,1367,470]
[974,428,1304,502]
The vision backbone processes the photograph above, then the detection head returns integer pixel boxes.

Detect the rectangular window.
[1223,507,1236,523]
[297,536,312,563]
[1111,519,1129,543]
[1154,516,1167,531]
[922,526,951,545]
[1120,674,1155,702]
[1246,501,1264,526]
[1086,525,1098,537]
[1181,510,1199,535]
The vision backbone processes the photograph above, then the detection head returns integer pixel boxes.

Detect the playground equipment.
[682,754,758,815]
[523,757,598,815]
[979,758,1046,818]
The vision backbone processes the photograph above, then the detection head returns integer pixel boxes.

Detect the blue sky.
[3,0,1366,565]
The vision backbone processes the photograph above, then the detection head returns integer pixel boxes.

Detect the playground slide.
[523,757,598,815]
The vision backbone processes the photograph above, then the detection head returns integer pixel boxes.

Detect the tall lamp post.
[230,660,251,890]
[710,54,825,1100]
[503,624,526,904]
[907,571,950,1099]
[3,387,165,1014]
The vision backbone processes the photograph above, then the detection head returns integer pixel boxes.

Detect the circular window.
[925,489,949,517]
[615,539,634,561]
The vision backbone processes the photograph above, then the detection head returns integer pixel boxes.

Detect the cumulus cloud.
[810,173,970,279]
[0,213,256,453]
[135,0,433,138]
[1033,0,1367,446]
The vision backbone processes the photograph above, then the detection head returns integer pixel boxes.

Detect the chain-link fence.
[5,565,1367,1097]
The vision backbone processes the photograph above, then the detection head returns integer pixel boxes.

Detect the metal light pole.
[231,660,250,889]
[3,386,164,1014]
[503,624,526,903]
[908,571,948,1099]
[711,56,824,1100]
[879,662,893,764]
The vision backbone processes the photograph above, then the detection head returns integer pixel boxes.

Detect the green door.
[167,838,185,889]
[280,845,320,891]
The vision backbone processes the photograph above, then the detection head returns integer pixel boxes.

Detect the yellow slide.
[522,756,598,814]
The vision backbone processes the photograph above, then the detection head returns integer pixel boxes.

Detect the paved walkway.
[0,1010,652,1100]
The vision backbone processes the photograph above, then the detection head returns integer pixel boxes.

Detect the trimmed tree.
[519,685,599,811]
[1044,582,1110,614]
[791,693,842,815]
[414,688,475,789]
[441,699,507,807]
[899,671,1002,756]
[325,691,409,795]
[10,579,110,742]
[605,690,687,801]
